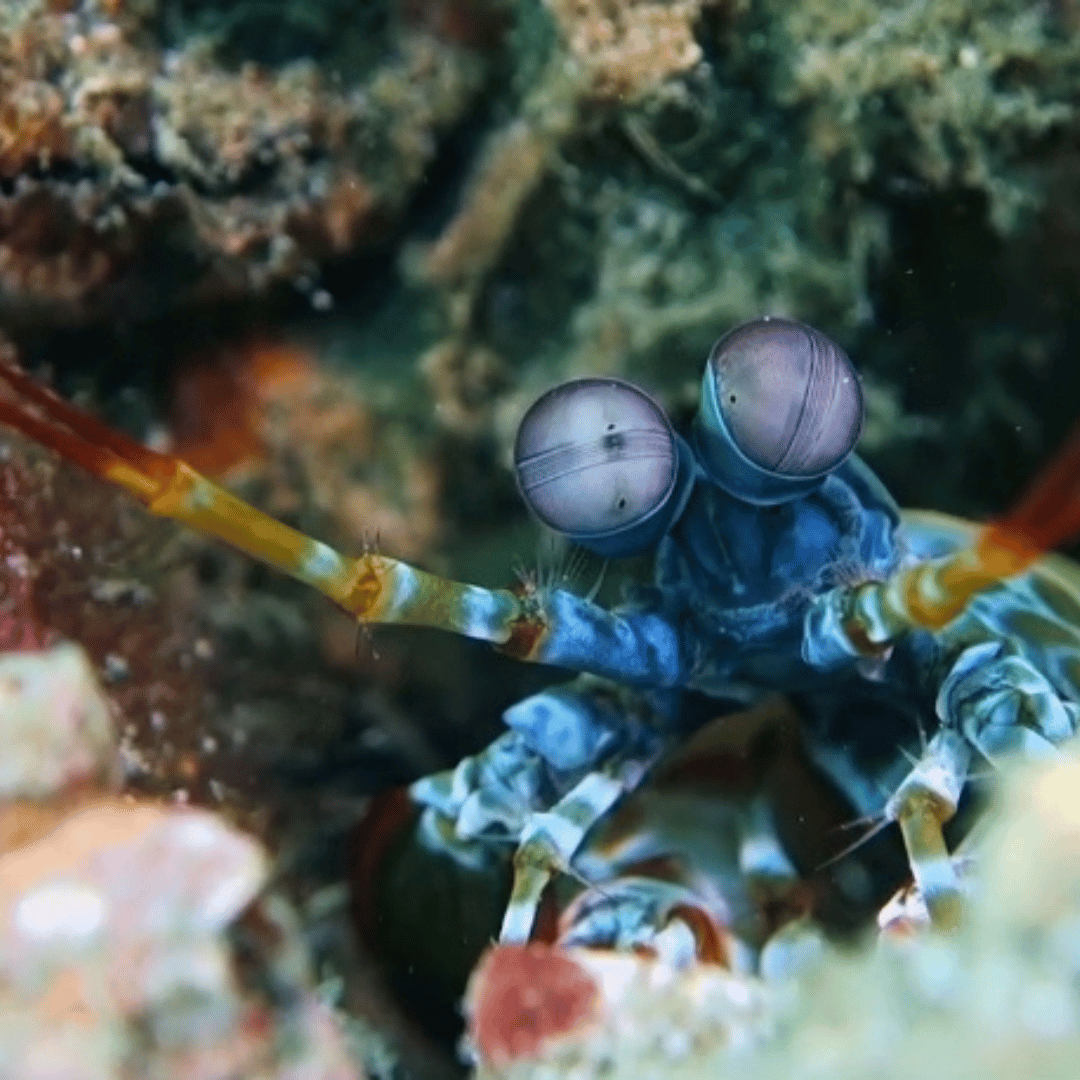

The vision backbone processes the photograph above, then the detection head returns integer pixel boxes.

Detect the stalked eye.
[707,317,863,477]
[514,378,677,540]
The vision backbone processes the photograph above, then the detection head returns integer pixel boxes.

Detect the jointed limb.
[883,729,970,931]
[0,364,688,686]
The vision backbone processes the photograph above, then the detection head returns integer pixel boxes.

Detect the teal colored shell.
[900,510,1080,705]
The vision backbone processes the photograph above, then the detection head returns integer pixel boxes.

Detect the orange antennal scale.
[0,365,173,497]
[847,418,1080,643]
[980,417,1080,567]
[0,362,524,646]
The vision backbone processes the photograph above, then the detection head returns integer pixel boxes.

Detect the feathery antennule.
[833,813,883,833]
[815,813,892,872]
[537,535,573,594]
[512,556,537,593]
[559,543,587,590]
[566,545,597,595]
[516,536,591,597]
[911,707,929,754]
[584,559,608,604]
[534,535,556,594]
[537,539,609,602]
[815,749,925,872]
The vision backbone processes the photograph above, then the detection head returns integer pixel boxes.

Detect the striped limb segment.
[819,423,1080,932]
[500,770,628,943]
[847,418,1080,646]
[884,729,971,932]
[557,876,733,968]
[0,364,525,642]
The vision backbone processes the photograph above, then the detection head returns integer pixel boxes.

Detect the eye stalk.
[514,378,694,558]
[694,317,864,505]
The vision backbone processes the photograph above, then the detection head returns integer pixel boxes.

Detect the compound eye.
[514,379,676,538]
[709,318,863,476]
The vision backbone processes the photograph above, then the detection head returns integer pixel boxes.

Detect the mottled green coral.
[770,0,1080,233]
[432,0,1080,513]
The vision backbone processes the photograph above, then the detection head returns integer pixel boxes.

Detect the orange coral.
[170,337,443,563]
[170,339,316,480]
[546,0,706,102]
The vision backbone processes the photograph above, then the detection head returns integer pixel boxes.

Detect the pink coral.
[466,944,601,1066]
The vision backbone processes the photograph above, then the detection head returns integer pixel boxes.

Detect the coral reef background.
[3,0,1080,1075]
[5,0,1080,508]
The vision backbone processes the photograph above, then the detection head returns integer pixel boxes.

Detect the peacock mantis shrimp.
[1,317,1079,971]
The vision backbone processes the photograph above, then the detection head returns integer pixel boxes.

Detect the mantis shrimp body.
[1,318,1078,971]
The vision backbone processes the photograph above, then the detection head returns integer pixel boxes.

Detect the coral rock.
[0,2,482,325]
[465,943,771,1076]
[0,644,116,802]
[466,943,601,1067]
[0,797,361,1078]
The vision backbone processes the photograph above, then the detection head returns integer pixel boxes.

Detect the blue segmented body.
[400,320,1080,953]
[0,316,1075,983]
[395,506,1080,967]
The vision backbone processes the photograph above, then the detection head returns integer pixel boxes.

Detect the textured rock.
[0,645,116,801]
[0,637,363,1080]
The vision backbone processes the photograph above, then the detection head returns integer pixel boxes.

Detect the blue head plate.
[514,378,696,558]
[693,317,864,505]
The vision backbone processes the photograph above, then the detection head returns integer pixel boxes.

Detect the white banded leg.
[884,728,970,931]
[500,771,626,943]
